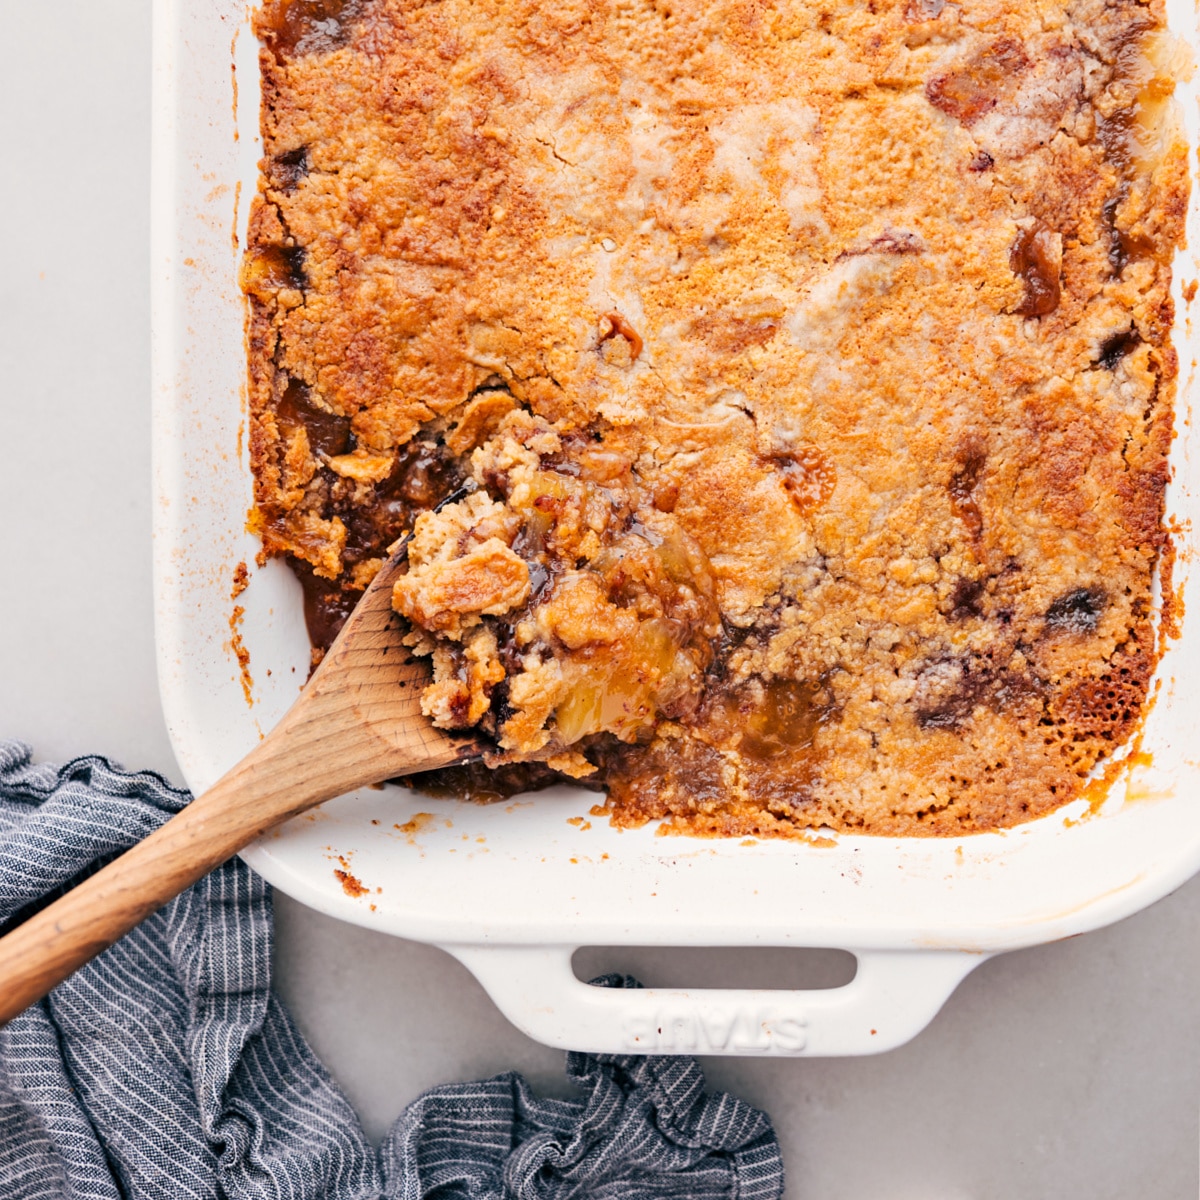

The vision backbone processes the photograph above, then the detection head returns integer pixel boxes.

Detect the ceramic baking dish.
[151,0,1200,1056]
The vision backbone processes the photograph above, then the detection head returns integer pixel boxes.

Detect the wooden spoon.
[0,541,485,1024]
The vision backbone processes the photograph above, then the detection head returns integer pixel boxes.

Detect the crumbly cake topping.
[246,0,1188,836]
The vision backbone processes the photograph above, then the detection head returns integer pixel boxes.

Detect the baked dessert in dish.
[245,0,1189,836]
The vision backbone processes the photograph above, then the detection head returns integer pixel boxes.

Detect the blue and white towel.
[0,742,785,1199]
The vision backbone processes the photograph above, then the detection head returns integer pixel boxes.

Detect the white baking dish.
[151,0,1200,1056]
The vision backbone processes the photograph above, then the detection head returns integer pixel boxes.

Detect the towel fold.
[0,742,785,1199]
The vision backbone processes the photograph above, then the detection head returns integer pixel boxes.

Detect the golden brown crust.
[247,0,1189,835]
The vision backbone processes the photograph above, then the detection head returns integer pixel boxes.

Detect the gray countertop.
[2,3,1197,1195]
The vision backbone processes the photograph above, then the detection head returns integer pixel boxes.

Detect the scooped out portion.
[246,0,1188,835]
[392,410,722,779]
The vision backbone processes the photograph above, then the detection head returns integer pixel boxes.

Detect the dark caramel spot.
[1010,224,1060,317]
[599,312,643,361]
[1096,327,1141,370]
[407,760,583,804]
[736,679,829,762]
[277,378,351,457]
[653,481,680,513]
[1098,108,1137,179]
[949,446,985,539]
[1102,194,1128,273]
[243,244,307,298]
[1046,587,1105,634]
[773,446,837,515]
[968,150,994,172]
[291,444,469,649]
[381,441,463,510]
[926,37,1031,126]
[1102,182,1158,277]
[698,676,832,761]
[947,577,985,620]
[268,146,311,193]
[1097,105,1167,278]
[336,440,467,565]
[291,558,360,652]
[259,0,363,56]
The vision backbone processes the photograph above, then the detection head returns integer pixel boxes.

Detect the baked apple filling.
[394,409,721,775]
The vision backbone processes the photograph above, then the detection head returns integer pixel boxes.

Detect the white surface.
[1,0,1198,1194]
[154,0,1200,1060]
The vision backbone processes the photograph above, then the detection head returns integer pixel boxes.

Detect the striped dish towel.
[0,742,785,1199]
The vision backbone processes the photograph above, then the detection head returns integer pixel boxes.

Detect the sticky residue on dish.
[332,853,368,898]
[394,812,436,844]
[227,561,254,706]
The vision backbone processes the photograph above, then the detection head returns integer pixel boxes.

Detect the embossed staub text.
[622,1006,808,1054]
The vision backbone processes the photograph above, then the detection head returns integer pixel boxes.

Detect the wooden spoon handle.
[0,736,338,1024]
[0,541,483,1023]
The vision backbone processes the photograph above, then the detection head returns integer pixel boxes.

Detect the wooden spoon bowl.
[0,543,484,1023]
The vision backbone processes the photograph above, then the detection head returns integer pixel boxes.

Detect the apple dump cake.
[245,0,1188,835]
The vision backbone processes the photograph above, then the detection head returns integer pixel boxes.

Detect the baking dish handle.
[446,944,986,1057]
